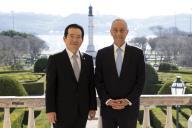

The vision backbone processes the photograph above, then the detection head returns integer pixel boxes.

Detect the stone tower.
[86,5,96,58]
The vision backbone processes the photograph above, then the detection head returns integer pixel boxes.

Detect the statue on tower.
[89,5,93,16]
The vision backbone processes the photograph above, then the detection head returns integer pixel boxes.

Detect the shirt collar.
[114,42,126,52]
[66,48,80,59]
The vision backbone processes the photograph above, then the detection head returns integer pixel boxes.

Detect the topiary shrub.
[143,84,162,94]
[158,62,178,72]
[185,86,192,94]
[34,58,48,73]
[0,76,27,112]
[158,79,192,95]
[171,64,179,70]
[142,63,159,94]
[158,81,172,94]
[0,76,27,96]
[145,63,158,84]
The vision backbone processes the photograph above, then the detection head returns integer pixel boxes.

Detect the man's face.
[64,28,83,53]
[110,20,128,47]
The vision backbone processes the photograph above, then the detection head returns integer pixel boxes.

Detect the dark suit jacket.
[95,44,145,118]
[46,50,97,125]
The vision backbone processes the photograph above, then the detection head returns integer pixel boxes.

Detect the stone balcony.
[1,94,192,128]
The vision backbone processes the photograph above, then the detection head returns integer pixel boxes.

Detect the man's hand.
[106,99,124,110]
[118,99,131,106]
[47,112,57,124]
[106,99,131,110]
[88,110,96,120]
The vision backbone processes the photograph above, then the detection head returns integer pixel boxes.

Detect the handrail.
[1,94,192,107]
[1,94,192,128]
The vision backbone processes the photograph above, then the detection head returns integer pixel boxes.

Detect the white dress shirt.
[66,48,81,71]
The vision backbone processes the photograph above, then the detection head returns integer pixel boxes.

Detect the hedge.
[171,108,187,128]
[32,110,51,128]
[34,58,48,73]
[150,107,166,128]
[138,110,144,125]
[136,121,141,128]
[142,63,159,94]
[145,63,158,85]
[142,83,162,94]
[0,76,27,96]
[0,111,3,120]
[170,70,192,74]
[0,70,31,74]
[0,109,25,128]
[180,107,192,119]
[22,110,41,126]
[158,80,192,95]
[11,109,25,128]
[23,82,44,95]
[158,62,178,72]
[158,81,172,94]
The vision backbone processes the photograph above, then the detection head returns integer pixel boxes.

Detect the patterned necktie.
[72,54,80,81]
[116,48,123,77]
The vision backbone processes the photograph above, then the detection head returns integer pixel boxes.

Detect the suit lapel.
[62,50,77,82]
[78,52,86,83]
[121,44,132,77]
[108,45,119,77]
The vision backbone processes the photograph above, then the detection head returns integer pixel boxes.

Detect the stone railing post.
[97,106,102,128]
[3,107,11,128]
[28,107,35,128]
[142,106,151,128]
[188,115,192,128]
[165,106,173,128]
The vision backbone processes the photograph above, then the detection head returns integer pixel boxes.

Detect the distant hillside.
[0,12,191,36]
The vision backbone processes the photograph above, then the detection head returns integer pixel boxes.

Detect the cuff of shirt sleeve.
[105,99,112,105]
[125,99,132,106]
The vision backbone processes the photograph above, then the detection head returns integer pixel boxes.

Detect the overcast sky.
[0,0,191,19]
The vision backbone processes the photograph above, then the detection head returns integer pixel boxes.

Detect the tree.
[129,37,147,52]
[149,26,192,66]
[34,58,48,73]
[150,25,163,37]
[0,30,48,66]
[27,35,48,64]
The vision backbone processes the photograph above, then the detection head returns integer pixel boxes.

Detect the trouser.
[102,115,137,128]
[53,115,87,128]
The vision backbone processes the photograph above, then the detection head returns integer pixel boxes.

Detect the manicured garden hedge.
[158,62,178,72]
[0,109,25,128]
[11,109,25,128]
[0,76,27,96]
[23,82,44,95]
[142,63,159,94]
[150,107,166,128]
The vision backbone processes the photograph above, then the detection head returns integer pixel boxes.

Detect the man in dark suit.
[95,19,145,128]
[46,24,97,128]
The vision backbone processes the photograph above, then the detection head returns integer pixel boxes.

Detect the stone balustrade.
[1,94,192,128]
